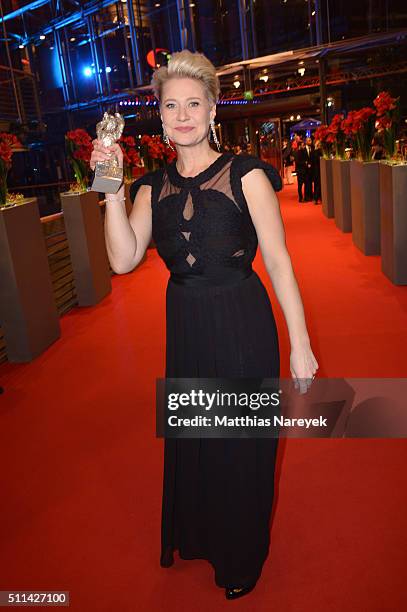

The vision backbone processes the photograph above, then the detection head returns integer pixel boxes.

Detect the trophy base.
[90,160,123,194]
[90,175,123,194]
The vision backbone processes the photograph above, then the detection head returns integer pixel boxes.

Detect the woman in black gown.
[93,49,319,600]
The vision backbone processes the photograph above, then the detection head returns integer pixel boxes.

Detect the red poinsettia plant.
[65,128,93,191]
[342,108,376,162]
[314,125,333,159]
[118,135,143,181]
[140,134,177,170]
[0,132,22,206]
[327,114,347,159]
[373,91,400,159]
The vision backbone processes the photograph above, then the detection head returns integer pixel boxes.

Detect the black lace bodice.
[129,152,282,275]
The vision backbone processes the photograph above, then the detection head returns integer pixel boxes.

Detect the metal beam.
[220,61,407,101]
[0,0,49,23]
[126,0,143,85]
[5,0,119,47]
[0,0,24,122]
[237,0,249,60]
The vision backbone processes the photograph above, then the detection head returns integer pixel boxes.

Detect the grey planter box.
[61,190,112,305]
[350,160,381,255]
[320,157,334,218]
[0,198,60,362]
[379,163,407,285]
[332,159,352,232]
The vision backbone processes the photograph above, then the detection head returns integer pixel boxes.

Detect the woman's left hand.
[290,342,319,394]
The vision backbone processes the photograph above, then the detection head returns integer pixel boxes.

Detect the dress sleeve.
[235,154,283,192]
[129,170,156,205]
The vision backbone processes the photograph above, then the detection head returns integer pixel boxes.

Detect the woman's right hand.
[90,139,123,171]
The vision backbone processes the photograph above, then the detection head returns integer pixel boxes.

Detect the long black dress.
[130,151,283,589]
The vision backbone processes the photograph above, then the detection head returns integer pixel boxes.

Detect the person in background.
[295,139,313,202]
[282,138,294,185]
[371,137,384,160]
[311,139,322,204]
[233,143,243,155]
[304,137,314,200]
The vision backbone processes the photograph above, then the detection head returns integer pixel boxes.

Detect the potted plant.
[374,91,400,161]
[346,107,381,255]
[374,91,407,284]
[0,132,60,361]
[139,134,177,172]
[315,124,334,218]
[64,128,93,193]
[0,132,23,207]
[118,135,145,216]
[330,114,352,232]
[61,127,111,305]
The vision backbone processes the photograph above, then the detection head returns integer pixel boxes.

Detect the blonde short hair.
[151,49,220,107]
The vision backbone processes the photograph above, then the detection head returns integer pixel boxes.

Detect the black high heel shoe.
[225,582,257,600]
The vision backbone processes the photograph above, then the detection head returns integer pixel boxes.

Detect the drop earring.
[210,119,221,152]
[161,121,175,151]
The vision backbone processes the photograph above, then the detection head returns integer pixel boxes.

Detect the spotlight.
[19,44,24,49]
[105,66,112,73]
[83,67,92,77]
[40,35,45,40]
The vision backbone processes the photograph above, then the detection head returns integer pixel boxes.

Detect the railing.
[8,182,73,217]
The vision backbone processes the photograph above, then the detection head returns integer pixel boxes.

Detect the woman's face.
[160,77,215,148]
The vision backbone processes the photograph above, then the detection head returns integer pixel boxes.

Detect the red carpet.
[1,183,406,611]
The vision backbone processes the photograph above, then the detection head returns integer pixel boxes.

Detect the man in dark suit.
[311,140,323,204]
[295,139,313,202]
